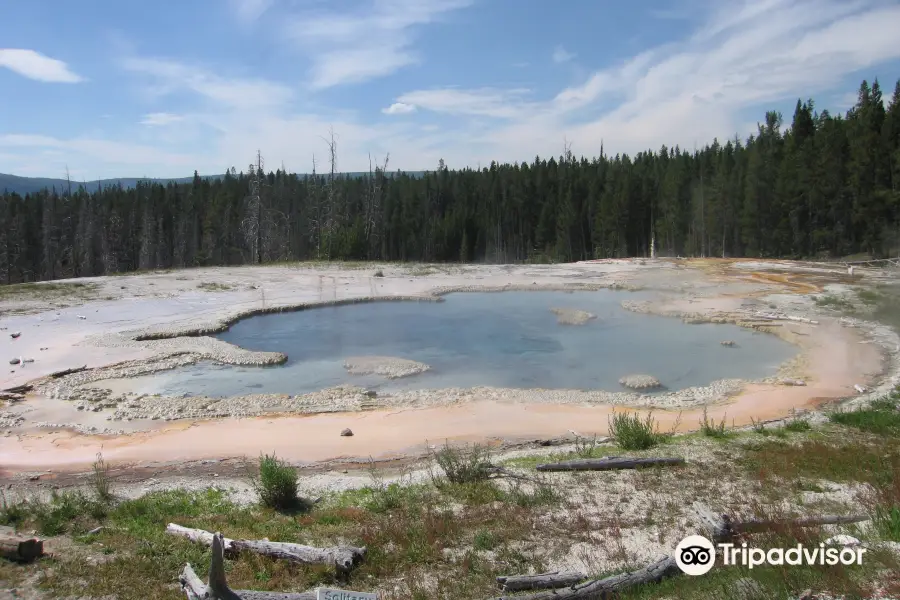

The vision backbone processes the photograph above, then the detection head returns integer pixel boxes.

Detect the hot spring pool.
[115,291,796,397]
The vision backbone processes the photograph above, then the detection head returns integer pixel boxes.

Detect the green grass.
[814,294,855,311]
[699,407,730,439]
[829,389,900,435]
[0,281,99,301]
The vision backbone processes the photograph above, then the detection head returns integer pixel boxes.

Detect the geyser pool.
[119,291,796,397]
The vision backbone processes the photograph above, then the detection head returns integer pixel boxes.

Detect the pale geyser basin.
[110,291,795,397]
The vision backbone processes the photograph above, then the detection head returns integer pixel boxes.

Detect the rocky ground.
[0,259,898,476]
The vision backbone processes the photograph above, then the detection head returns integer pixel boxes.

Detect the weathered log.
[49,365,88,379]
[1,384,31,395]
[1,534,44,562]
[753,312,818,325]
[692,502,870,542]
[168,523,366,573]
[497,571,587,592]
[167,523,236,554]
[536,457,685,472]
[231,539,366,573]
[492,555,678,600]
[180,534,317,600]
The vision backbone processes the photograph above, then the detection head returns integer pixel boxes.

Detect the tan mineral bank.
[0,259,895,475]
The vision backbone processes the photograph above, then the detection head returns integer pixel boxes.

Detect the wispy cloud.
[390,88,536,118]
[283,0,474,90]
[552,45,576,64]
[140,112,185,127]
[230,0,273,22]
[382,102,417,115]
[122,56,293,110]
[0,49,83,83]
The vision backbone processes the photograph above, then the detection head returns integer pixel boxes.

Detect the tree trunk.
[497,571,586,592]
[536,457,685,472]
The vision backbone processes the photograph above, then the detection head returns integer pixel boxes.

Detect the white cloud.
[0,49,83,83]
[393,88,535,118]
[552,45,576,64]
[382,102,417,115]
[5,0,900,180]
[140,112,184,127]
[283,0,474,89]
[122,56,293,110]
[230,0,272,22]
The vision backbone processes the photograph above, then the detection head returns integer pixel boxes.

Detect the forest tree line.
[1,78,899,285]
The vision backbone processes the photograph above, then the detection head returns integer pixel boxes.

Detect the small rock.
[23,358,34,363]
[364,390,377,398]
[9,358,20,365]
[340,428,354,437]
[10,332,21,339]
[721,340,736,347]
[77,315,86,320]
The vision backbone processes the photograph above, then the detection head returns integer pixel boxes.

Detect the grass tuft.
[699,407,729,439]
[608,410,665,450]
[430,441,495,485]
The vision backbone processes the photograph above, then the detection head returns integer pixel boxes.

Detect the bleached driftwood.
[536,457,685,472]
[491,555,678,600]
[168,523,365,573]
[1,534,43,562]
[487,505,870,599]
[231,539,366,573]
[167,524,236,554]
[496,571,587,592]
[180,533,317,600]
[691,502,869,542]
[49,365,88,379]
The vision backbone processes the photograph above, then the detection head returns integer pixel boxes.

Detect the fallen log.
[1,534,44,562]
[692,502,870,542]
[49,365,88,379]
[753,312,818,325]
[166,523,236,555]
[536,457,685,472]
[180,533,317,600]
[1,384,31,395]
[492,555,678,600]
[231,539,366,574]
[167,523,365,574]
[497,571,587,592]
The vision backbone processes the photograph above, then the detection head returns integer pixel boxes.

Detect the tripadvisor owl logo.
[675,535,716,576]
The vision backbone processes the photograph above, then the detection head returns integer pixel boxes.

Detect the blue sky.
[1,0,899,179]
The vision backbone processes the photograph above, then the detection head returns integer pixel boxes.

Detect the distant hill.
[0,170,428,196]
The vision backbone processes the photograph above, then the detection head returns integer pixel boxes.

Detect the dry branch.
[536,457,685,472]
[692,502,870,542]
[1,534,43,562]
[497,571,587,592]
[180,533,317,600]
[1,384,31,394]
[168,523,365,573]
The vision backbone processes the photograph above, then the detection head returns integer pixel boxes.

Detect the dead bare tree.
[320,128,338,259]
[243,150,265,264]
[364,152,389,259]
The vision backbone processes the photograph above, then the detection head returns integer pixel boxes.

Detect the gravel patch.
[343,356,431,379]
[549,307,597,325]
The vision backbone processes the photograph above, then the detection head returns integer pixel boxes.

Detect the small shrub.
[0,491,26,527]
[31,491,105,536]
[784,413,812,432]
[430,441,495,485]
[253,453,300,511]
[573,434,600,458]
[91,451,113,503]
[608,410,662,450]
[750,417,768,435]
[373,270,384,278]
[699,407,729,438]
